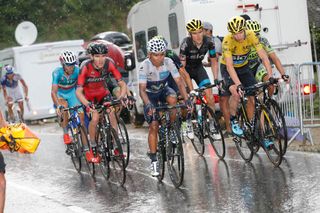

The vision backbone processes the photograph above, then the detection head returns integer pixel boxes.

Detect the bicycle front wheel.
[108,127,126,186]
[117,117,130,168]
[258,105,282,167]
[234,109,254,162]
[97,125,110,181]
[157,133,166,182]
[266,99,288,156]
[190,110,205,156]
[204,107,225,159]
[166,123,184,188]
[69,126,87,173]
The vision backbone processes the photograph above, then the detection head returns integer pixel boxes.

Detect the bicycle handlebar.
[243,78,283,94]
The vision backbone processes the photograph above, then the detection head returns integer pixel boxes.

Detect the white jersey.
[138,57,180,93]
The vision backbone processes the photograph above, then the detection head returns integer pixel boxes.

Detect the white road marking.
[8,182,91,213]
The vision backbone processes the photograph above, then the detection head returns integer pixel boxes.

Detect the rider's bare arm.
[210,57,219,81]
[180,60,194,91]
[2,87,7,102]
[51,84,60,106]
[139,83,150,105]
[174,76,189,101]
[225,56,241,86]
[178,67,193,91]
[117,79,127,99]
[269,52,286,76]
[257,49,273,77]
[19,79,28,98]
[76,86,90,106]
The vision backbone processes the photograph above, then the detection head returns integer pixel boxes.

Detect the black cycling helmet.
[87,42,108,55]
[240,14,251,21]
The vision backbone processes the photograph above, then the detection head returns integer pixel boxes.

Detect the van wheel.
[130,104,144,127]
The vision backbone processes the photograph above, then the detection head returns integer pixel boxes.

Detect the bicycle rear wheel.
[166,123,184,188]
[108,127,126,186]
[190,110,205,156]
[205,107,225,159]
[117,117,130,168]
[234,109,254,162]
[266,99,288,156]
[259,106,282,167]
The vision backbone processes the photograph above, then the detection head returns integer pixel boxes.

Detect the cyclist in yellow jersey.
[0,111,6,213]
[220,16,273,136]
[246,20,289,85]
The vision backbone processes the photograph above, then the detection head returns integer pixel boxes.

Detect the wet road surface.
[3,123,320,212]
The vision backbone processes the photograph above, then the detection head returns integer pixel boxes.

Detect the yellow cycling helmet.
[246,20,261,33]
[186,19,203,32]
[227,16,246,34]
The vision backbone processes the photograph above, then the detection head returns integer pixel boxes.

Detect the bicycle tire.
[157,132,166,182]
[190,109,205,156]
[108,127,126,186]
[266,99,288,156]
[69,126,85,173]
[205,107,225,159]
[97,124,110,181]
[234,109,254,162]
[258,105,282,167]
[117,117,130,168]
[166,123,184,188]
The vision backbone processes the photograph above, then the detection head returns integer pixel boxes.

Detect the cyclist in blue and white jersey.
[139,37,190,177]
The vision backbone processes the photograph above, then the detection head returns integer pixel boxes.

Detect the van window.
[148,27,158,40]
[134,31,147,62]
[168,13,179,49]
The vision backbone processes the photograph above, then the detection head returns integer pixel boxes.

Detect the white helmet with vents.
[60,50,77,65]
[147,37,167,53]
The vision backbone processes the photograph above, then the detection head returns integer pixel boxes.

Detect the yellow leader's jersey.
[220,30,263,68]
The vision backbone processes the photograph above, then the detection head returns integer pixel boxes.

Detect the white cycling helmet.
[60,50,77,65]
[4,65,14,74]
[147,37,167,53]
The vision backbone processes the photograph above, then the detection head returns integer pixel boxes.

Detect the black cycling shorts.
[144,86,176,124]
[186,65,211,88]
[220,63,257,96]
[0,152,6,173]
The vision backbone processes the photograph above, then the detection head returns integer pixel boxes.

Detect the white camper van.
[0,40,84,121]
[126,0,313,126]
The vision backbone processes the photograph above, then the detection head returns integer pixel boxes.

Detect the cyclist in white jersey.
[1,65,28,122]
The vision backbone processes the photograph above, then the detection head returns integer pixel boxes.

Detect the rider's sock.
[150,153,157,162]
[63,127,68,134]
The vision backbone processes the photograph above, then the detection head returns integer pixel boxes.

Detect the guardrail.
[274,62,320,145]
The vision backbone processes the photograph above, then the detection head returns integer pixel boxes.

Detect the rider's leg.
[205,87,215,112]
[6,97,14,121]
[166,95,177,122]
[148,120,159,156]
[17,100,24,121]
[219,96,232,133]
[88,110,99,147]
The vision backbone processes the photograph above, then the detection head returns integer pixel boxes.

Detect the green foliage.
[0,0,140,49]
[311,26,320,62]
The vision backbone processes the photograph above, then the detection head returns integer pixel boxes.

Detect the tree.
[0,0,140,49]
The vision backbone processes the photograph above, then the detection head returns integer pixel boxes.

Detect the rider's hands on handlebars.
[236,84,244,97]
[281,74,290,82]
[145,103,155,115]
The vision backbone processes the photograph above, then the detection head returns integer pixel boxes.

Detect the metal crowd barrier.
[274,62,320,145]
